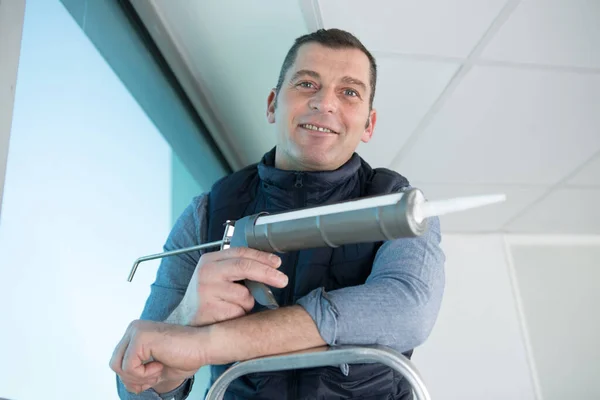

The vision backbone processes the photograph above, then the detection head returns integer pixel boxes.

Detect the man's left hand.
[109,319,207,394]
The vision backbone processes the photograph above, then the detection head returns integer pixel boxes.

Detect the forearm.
[298,217,446,352]
[205,305,326,365]
[298,280,443,352]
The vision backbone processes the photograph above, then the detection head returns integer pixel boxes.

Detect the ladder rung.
[205,345,430,400]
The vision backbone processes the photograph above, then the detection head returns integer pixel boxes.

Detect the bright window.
[0,1,175,398]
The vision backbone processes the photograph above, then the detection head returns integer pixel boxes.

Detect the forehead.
[288,43,371,83]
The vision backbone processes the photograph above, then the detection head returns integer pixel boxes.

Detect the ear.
[266,89,277,124]
[361,108,377,143]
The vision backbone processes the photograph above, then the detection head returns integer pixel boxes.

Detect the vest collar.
[257,146,361,190]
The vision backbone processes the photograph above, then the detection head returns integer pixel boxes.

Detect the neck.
[274,147,348,172]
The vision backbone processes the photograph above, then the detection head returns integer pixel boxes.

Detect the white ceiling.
[131,0,600,235]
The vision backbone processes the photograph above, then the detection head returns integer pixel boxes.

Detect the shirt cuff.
[297,288,350,376]
[117,376,194,400]
[296,287,339,346]
[153,377,194,400]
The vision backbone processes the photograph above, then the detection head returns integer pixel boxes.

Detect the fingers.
[221,257,288,288]
[110,331,131,374]
[211,300,248,322]
[190,248,287,325]
[191,295,249,325]
[200,248,287,288]
[121,373,161,395]
[201,247,287,287]
[121,327,146,374]
[213,282,255,312]
[110,322,164,394]
[120,368,162,394]
[144,360,163,376]
[114,357,162,394]
[207,247,282,269]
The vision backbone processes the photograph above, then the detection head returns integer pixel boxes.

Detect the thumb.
[142,360,164,376]
[122,339,163,379]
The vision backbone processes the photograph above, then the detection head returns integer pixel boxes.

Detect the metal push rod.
[127,240,224,282]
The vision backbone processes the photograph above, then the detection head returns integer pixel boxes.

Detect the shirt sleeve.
[116,194,209,400]
[296,214,446,353]
[117,376,195,400]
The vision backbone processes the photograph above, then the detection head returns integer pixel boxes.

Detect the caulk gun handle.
[225,216,280,310]
[244,279,279,310]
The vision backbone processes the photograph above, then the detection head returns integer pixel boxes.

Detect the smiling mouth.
[299,123,338,134]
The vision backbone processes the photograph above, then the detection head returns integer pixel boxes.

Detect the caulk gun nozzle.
[416,193,507,222]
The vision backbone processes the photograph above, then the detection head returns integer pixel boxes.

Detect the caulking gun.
[127,187,506,310]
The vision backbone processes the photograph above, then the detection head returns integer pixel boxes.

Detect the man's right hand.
[172,247,288,327]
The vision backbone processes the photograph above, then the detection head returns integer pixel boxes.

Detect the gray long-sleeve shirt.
[116,192,446,399]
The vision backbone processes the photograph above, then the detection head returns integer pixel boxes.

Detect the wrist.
[203,323,223,365]
[201,317,251,366]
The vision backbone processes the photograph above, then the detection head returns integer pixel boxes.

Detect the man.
[110,28,445,399]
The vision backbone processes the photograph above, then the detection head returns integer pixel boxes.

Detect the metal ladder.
[205,344,431,400]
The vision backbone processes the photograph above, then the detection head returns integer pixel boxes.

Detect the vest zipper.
[288,172,304,399]
[294,173,303,189]
[289,172,304,307]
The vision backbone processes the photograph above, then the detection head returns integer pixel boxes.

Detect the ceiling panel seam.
[370,50,600,76]
[387,0,522,170]
[477,58,600,76]
[371,50,465,64]
[501,148,600,229]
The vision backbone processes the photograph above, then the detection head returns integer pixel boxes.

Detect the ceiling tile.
[356,57,459,168]
[411,183,546,232]
[481,0,600,69]
[392,65,600,185]
[505,188,600,234]
[318,0,508,58]
[567,154,600,187]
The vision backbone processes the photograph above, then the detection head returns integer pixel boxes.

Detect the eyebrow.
[340,76,367,93]
[290,69,368,93]
[289,69,320,82]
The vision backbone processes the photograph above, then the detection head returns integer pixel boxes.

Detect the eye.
[344,89,359,97]
[297,81,315,88]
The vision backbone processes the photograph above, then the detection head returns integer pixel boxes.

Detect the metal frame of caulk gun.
[127,187,428,310]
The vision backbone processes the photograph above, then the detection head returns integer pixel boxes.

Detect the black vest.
[205,147,413,399]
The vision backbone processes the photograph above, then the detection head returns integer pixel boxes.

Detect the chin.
[297,151,337,171]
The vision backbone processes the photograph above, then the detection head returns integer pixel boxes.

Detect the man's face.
[267,43,376,171]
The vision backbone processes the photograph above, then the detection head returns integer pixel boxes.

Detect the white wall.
[508,237,600,400]
[0,1,172,399]
[414,234,600,400]
[414,234,537,400]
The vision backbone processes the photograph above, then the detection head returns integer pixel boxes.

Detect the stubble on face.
[267,43,376,172]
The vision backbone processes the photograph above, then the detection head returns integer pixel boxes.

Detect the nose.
[308,87,337,114]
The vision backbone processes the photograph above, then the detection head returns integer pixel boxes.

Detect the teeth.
[302,124,333,133]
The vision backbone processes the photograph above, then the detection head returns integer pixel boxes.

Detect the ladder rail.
[205,345,431,400]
